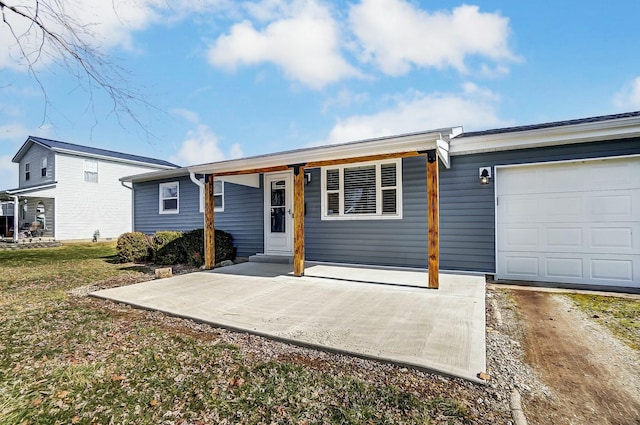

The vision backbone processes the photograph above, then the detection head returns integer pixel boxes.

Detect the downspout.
[189,171,206,227]
[11,195,18,243]
[121,181,134,232]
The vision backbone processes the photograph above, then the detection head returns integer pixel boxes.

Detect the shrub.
[117,232,152,263]
[180,228,235,267]
[152,231,183,265]
[180,228,204,267]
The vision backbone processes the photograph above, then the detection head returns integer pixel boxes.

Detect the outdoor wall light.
[479,167,492,185]
[304,172,312,185]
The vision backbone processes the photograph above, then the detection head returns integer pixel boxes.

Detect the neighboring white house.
[0,136,177,241]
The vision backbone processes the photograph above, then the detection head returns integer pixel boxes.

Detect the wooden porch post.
[204,174,216,270]
[292,165,305,277]
[427,150,439,289]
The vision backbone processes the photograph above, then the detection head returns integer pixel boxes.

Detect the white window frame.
[41,157,47,177]
[159,181,179,214]
[83,159,98,183]
[25,163,30,181]
[320,158,403,220]
[199,180,224,213]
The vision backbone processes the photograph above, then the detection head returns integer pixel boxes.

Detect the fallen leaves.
[228,377,245,388]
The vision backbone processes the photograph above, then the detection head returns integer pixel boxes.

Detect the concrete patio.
[92,262,486,383]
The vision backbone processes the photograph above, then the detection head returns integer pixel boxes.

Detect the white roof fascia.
[120,168,189,183]
[187,129,453,175]
[436,135,451,169]
[449,115,640,155]
[4,183,58,195]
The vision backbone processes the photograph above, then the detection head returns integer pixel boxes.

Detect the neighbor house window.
[159,181,179,214]
[199,180,224,213]
[321,159,402,220]
[41,157,47,177]
[25,163,30,181]
[84,160,98,183]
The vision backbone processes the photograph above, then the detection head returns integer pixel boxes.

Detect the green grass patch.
[567,294,640,351]
[0,242,126,292]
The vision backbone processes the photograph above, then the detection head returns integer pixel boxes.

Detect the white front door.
[264,171,293,254]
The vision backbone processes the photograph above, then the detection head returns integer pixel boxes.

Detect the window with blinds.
[321,159,402,220]
[83,160,98,183]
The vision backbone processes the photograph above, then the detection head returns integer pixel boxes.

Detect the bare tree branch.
[0,0,157,138]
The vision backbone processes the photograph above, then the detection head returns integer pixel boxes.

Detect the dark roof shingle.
[459,111,640,138]
[25,136,178,168]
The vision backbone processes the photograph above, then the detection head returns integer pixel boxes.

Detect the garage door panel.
[543,196,582,220]
[497,156,640,288]
[499,169,539,194]
[546,227,582,248]
[590,227,634,249]
[503,256,539,277]
[590,258,633,282]
[503,197,539,221]
[503,227,539,249]
[499,252,639,287]
[546,257,583,279]
[589,161,640,189]
[542,167,584,191]
[588,194,633,219]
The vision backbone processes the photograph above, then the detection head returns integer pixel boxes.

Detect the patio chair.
[28,222,43,238]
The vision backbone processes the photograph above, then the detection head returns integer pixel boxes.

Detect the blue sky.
[2,0,640,187]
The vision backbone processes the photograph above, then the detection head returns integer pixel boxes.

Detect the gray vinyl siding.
[18,144,55,188]
[305,156,429,268]
[133,176,263,256]
[441,136,640,273]
[217,178,264,256]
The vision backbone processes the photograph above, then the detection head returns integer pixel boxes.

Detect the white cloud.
[243,0,291,21]
[170,124,243,166]
[0,0,227,70]
[208,0,359,88]
[349,0,517,76]
[170,108,200,124]
[614,77,640,109]
[323,83,511,144]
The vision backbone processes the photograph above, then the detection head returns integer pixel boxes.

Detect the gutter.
[121,181,134,232]
[11,195,18,243]
[5,182,58,195]
[189,172,206,228]
[189,171,205,189]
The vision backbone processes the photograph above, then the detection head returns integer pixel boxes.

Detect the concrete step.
[249,254,293,264]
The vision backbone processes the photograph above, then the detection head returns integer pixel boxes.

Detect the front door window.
[271,180,286,233]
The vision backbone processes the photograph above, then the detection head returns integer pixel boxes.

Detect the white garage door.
[496,156,640,288]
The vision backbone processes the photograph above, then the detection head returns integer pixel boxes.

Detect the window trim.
[159,181,180,214]
[83,159,99,183]
[320,158,403,221]
[25,163,30,181]
[41,157,47,177]
[199,180,224,213]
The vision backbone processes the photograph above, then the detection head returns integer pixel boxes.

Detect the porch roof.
[122,127,459,183]
[1,183,58,196]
